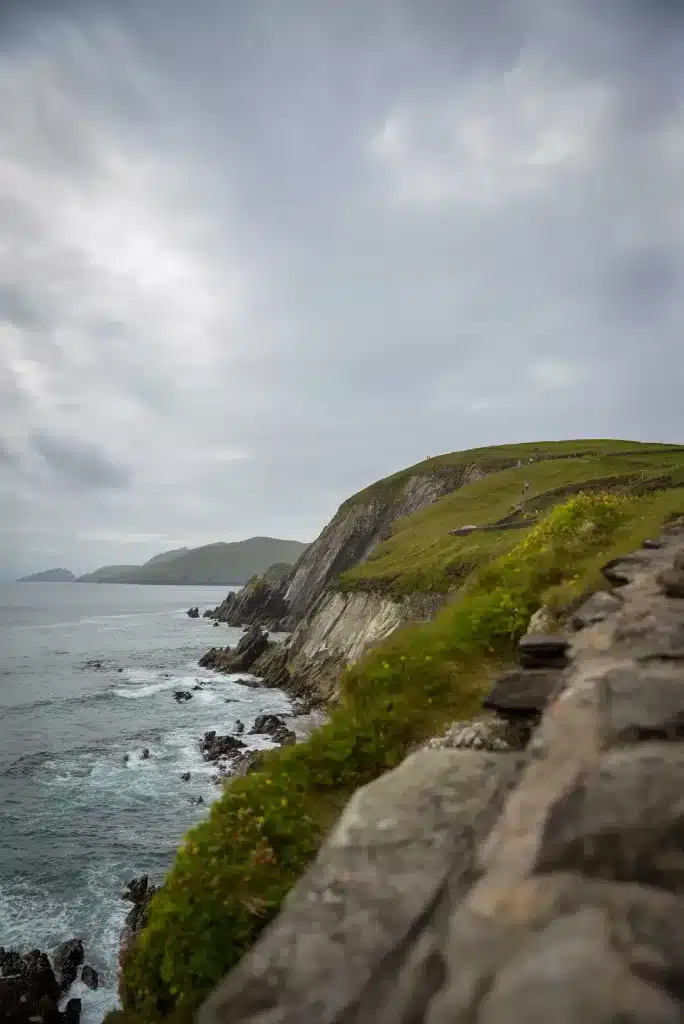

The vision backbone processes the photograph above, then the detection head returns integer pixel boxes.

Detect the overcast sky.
[1,0,683,577]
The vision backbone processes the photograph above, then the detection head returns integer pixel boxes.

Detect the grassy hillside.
[114,440,684,1024]
[338,440,684,596]
[77,538,309,586]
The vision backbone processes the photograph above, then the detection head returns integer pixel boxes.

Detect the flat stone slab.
[483,669,562,714]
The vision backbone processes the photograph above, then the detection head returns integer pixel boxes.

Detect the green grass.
[114,486,684,1024]
[338,441,684,596]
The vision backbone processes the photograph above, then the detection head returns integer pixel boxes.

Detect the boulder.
[483,669,562,716]
[173,690,193,702]
[64,997,81,1024]
[517,633,570,669]
[200,730,247,763]
[180,772,191,781]
[140,748,150,760]
[249,714,296,746]
[81,964,99,990]
[0,947,62,1023]
[52,938,84,992]
[187,607,200,619]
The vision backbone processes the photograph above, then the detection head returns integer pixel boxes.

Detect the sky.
[1,0,684,578]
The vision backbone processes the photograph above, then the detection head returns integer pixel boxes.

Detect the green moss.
[115,488,684,1024]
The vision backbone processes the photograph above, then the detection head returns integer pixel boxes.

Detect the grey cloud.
[1,0,684,579]
[31,430,131,490]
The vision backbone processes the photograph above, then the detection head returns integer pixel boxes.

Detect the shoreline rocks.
[187,607,200,619]
[0,942,96,1024]
[119,876,160,983]
[204,575,292,632]
[199,623,270,675]
[200,730,246,763]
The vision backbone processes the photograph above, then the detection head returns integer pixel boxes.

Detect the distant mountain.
[76,565,141,583]
[75,538,309,586]
[143,547,190,567]
[17,568,76,583]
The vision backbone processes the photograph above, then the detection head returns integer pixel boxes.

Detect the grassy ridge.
[114,483,684,1024]
[339,441,684,596]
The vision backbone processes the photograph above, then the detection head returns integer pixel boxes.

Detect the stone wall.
[198,518,684,1024]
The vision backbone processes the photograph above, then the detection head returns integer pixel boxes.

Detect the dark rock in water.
[117,667,123,673]
[122,753,130,764]
[174,690,193,702]
[52,938,84,993]
[187,606,200,618]
[250,713,296,746]
[200,730,246,762]
[64,997,81,1024]
[180,771,191,781]
[192,684,203,691]
[213,620,220,626]
[203,608,215,617]
[235,719,244,734]
[82,659,105,671]
[80,964,98,990]
[198,623,270,675]
[140,748,150,760]
[192,795,204,805]
[0,947,61,1024]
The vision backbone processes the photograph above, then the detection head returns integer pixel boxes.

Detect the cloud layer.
[1,0,683,577]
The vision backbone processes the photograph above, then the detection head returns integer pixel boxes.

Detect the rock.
[122,753,130,764]
[187,607,200,619]
[203,608,215,617]
[192,795,204,805]
[198,624,270,675]
[200,730,246,763]
[427,713,532,752]
[192,684,203,691]
[117,667,124,673]
[52,938,84,992]
[119,876,161,974]
[248,642,290,690]
[208,575,292,630]
[140,748,150,760]
[642,537,664,549]
[483,669,562,715]
[518,633,570,669]
[571,589,623,629]
[249,713,296,746]
[80,964,98,990]
[213,620,220,626]
[524,606,555,636]
[82,659,104,671]
[235,720,244,734]
[180,771,191,781]
[600,553,651,587]
[0,948,62,1024]
[64,997,81,1024]
[198,748,523,1024]
[229,749,266,776]
[173,690,193,702]
[658,568,684,598]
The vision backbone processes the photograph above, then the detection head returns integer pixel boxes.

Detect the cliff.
[213,440,684,707]
[200,516,684,1024]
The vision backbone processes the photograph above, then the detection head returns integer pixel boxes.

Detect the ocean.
[0,582,294,1022]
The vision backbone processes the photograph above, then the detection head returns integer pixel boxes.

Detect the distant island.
[17,537,309,586]
[17,568,76,583]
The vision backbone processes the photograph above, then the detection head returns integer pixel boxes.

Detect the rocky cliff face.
[278,464,491,623]
[198,520,684,1024]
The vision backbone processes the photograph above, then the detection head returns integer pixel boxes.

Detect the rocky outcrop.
[278,465,500,623]
[199,624,270,675]
[51,939,84,993]
[0,947,62,1024]
[200,731,247,762]
[206,576,292,631]
[119,877,160,971]
[187,606,200,619]
[249,714,295,746]
[198,519,684,1024]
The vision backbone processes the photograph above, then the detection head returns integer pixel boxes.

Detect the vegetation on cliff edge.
[113,487,684,1023]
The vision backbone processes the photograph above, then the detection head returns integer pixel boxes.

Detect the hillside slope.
[17,568,75,582]
[78,538,309,586]
[273,439,684,622]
